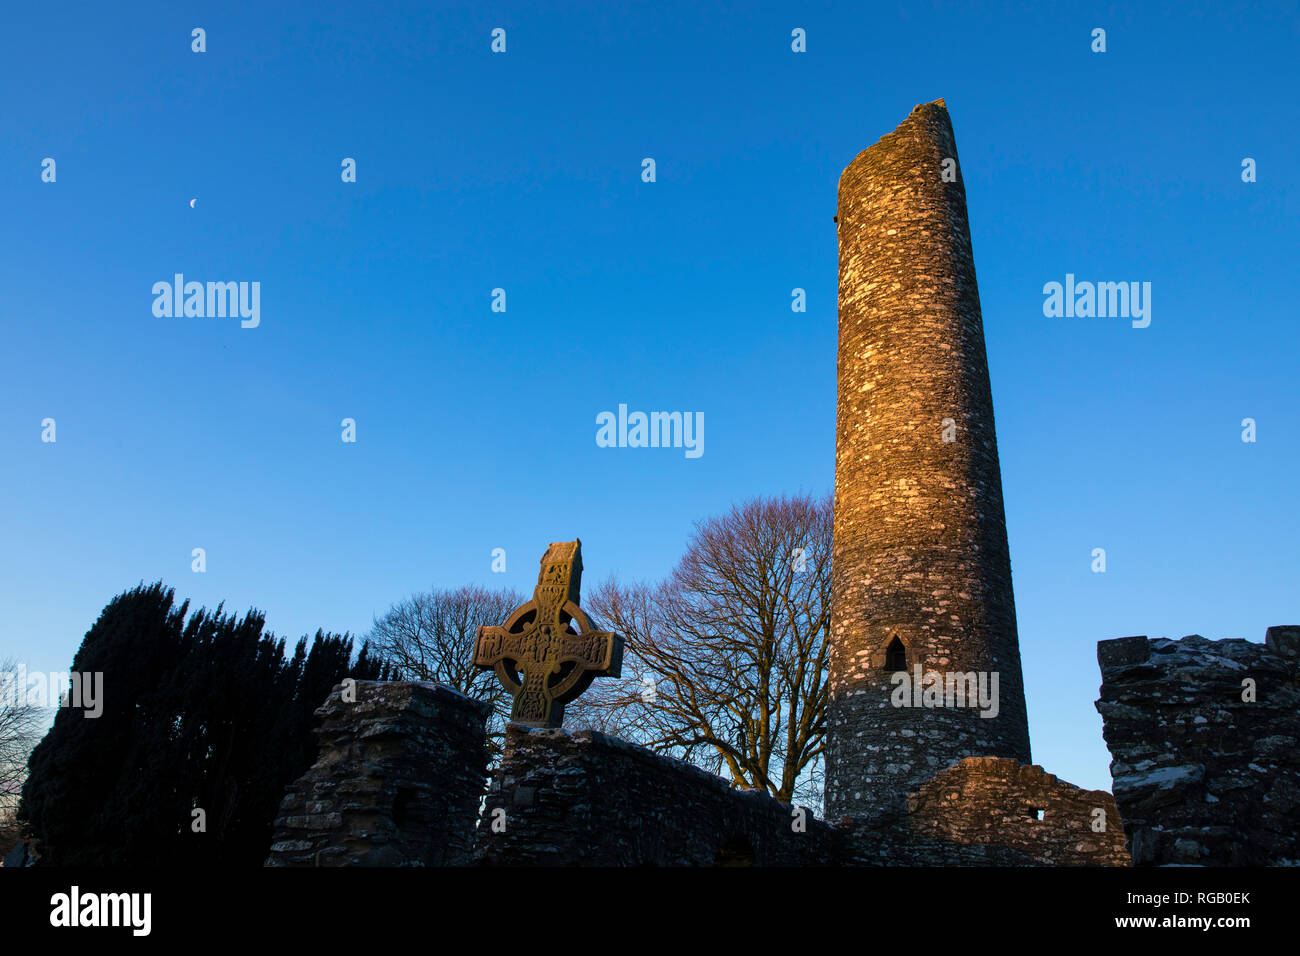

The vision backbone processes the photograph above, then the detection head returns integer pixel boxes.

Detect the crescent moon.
[189,198,197,208]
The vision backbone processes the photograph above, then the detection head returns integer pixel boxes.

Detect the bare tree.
[366,585,524,754]
[579,494,833,808]
[1,658,48,822]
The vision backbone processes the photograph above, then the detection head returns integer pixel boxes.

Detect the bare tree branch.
[365,585,524,759]
[0,658,48,819]
[575,494,832,809]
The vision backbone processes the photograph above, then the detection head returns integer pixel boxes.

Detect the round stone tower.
[826,100,1031,822]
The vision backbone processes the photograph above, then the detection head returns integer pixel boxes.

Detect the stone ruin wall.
[255,630,1299,869]
[265,680,490,867]
[1096,626,1300,866]
[477,724,840,866]
[261,679,1133,867]
[844,756,1127,866]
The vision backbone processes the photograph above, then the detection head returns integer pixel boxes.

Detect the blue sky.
[1,0,1296,793]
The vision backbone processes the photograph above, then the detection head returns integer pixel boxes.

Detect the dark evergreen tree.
[21,583,190,865]
[19,582,390,866]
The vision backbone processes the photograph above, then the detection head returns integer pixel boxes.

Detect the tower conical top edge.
[837,98,955,194]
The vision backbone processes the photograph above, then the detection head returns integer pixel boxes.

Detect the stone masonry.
[1096,627,1300,866]
[259,682,1129,868]
[265,680,490,866]
[477,723,839,866]
[906,757,1125,864]
[841,758,1126,866]
[827,99,1030,821]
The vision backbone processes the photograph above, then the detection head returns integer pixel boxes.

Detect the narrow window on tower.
[885,636,907,672]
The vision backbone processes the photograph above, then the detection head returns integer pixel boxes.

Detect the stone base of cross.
[474,539,623,728]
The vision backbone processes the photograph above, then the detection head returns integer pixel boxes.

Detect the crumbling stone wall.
[909,757,1125,864]
[477,724,839,866]
[828,99,1030,822]
[1096,628,1300,866]
[265,681,490,867]
[841,820,1038,866]
[838,757,1126,865]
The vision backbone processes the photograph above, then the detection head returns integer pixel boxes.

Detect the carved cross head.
[474,539,623,728]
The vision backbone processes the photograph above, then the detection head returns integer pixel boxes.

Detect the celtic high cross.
[474,539,623,728]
